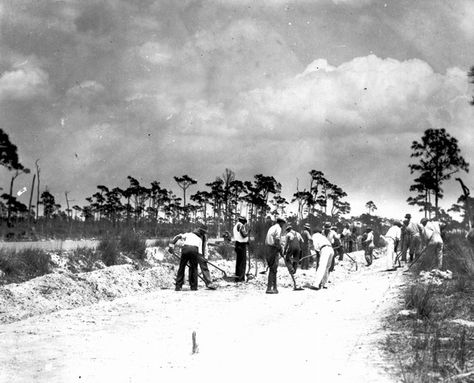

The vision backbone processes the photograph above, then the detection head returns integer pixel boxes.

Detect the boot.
[266,273,274,294]
[272,273,279,294]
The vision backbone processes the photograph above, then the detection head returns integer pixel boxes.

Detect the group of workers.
[383,213,445,272]
[169,213,447,293]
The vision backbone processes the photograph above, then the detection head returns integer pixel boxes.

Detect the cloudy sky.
[1,0,473,219]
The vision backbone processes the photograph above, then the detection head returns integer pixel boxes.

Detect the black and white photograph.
[0,0,473,382]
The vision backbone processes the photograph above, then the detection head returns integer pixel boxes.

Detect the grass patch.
[385,233,474,382]
[97,237,119,266]
[118,231,146,261]
[68,247,102,273]
[0,248,51,283]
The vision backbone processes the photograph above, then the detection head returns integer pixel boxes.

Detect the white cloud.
[138,42,173,65]
[0,62,48,101]
[459,1,474,37]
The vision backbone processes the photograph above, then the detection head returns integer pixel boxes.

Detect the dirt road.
[0,253,405,383]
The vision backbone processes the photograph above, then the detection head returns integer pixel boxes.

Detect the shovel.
[197,254,239,282]
[169,249,207,284]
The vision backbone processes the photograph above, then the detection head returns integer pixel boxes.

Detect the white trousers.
[385,237,396,269]
[314,247,334,288]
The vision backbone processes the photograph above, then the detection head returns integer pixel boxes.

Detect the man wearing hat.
[168,226,216,291]
[283,225,304,273]
[170,225,211,291]
[264,217,286,294]
[401,213,423,263]
[300,223,313,270]
[311,228,334,290]
[233,215,250,282]
[382,220,402,271]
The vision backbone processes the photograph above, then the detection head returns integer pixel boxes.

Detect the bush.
[98,237,119,266]
[119,231,146,260]
[70,247,102,272]
[0,248,51,283]
[405,283,434,319]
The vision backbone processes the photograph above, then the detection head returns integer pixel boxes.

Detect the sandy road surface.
[0,254,405,383]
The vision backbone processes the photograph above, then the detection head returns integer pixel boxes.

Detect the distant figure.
[311,229,334,290]
[420,218,444,269]
[284,225,304,273]
[342,224,353,253]
[383,220,402,271]
[324,222,339,272]
[300,223,313,270]
[233,216,249,282]
[362,228,375,266]
[264,217,286,294]
[401,213,423,263]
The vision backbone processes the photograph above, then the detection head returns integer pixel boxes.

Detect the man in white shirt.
[233,216,249,282]
[383,220,402,271]
[169,226,216,291]
[264,217,286,294]
[420,218,444,269]
[311,229,334,290]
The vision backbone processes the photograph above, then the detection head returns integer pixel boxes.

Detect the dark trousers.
[285,247,300,273]
[198,256,212,286]
[235,242,247,282]
[301,246,310,270]
[175,245,199,290]
[266,245,280,290]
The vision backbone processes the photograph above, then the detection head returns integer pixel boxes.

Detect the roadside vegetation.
[385,233,474,383]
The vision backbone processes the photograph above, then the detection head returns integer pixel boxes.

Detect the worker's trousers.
[285,247,301,274]
[234,242,247,282]
[426,241,443,269]
[314,246,334,289]
[176,245,199,290]
[402,235,422,262]
[266,245,280,290]
[385,237,396,269]
[197,256,213,286]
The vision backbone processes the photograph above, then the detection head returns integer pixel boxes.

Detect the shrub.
[405,283,434,319]
[119,231,146,260]
[0,248,51,282]
[98,237,119,266]
[70,247,101,272]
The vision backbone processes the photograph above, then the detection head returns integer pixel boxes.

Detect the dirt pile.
[0,263,176,324]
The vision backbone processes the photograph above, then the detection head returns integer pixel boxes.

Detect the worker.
[284,225,304,273]
[332,226,344,261]
[264,217,286,294]
[323,222,338,272]
[401,213,423,263]
[170,225,216,291]
[383,220,402,271]
[300,223,313,270]
[362,228,375,266]
[420,218,445,269]
[233,215,250,282]
[342,224,353,253]
[311,228,335,290]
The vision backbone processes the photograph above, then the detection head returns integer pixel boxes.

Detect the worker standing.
[264,217,286,294]
[233,216,249,282]
[420,218,445,269]
[323,222,338,272]
[283,225,304,273]
[362,228,375,266]
[401,213,423,263]
[383,221,402,271]
[301,223,313,270]
[342,224,353,253]
[311,229,334,290]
